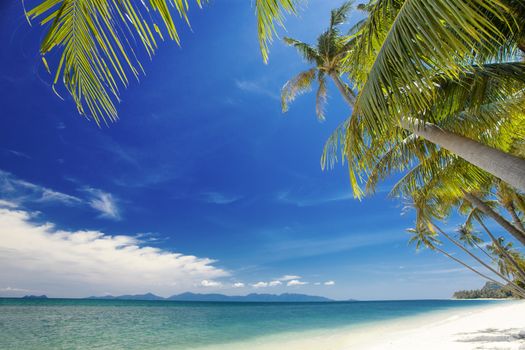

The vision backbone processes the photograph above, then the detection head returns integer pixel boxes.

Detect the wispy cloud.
[264,231,405,261]
[3,149,31,159]
[276,189,354,207]
[0,170,81,206]
[268,280,282,287]
[201,192,242,205]
[0,286,31,293]
[235,79,279,100]
[324,280,335,286]
[232,282,245,288]
[83,188,121,220]
[0,170,124,221]
[0,203,228,297]
[278,275,301,281]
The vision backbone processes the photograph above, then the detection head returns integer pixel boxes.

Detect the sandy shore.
[200,301,524,350]
[358,301,525,350]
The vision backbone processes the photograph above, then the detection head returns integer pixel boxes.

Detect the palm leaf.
[347,0,515,136]
[27,0,202,125]
[283,37,319,63]
[330,1,354,28]
[281,68,316,112]
[255,0,298,63]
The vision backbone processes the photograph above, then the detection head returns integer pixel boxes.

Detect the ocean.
[0,298,505,349]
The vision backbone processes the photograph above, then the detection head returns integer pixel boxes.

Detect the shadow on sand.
[455,328,525,349]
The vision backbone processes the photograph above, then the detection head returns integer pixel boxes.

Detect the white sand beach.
[359,301,525,350]
[202,301,525,350]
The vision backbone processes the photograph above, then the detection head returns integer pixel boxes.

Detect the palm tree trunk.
[476,217,525,283]
[433,223,525,297]
[473,241,495,263]
[433,246,502,287]
[507,204,525,233]
[399,118,525,193]
[329,73,356,107]
[331,80,525,193]
[463,192,525,246]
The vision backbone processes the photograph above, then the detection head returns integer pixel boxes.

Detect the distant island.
[22,295,48,299]
[86,292,335,302]
[453,282,515,299]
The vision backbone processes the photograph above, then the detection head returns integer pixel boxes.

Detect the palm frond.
[27,0,202,124]
[256,0,298,63]
[347,0,515,136]
[330,0,354,28]
[283,37,319,63]
[281,68,316,112]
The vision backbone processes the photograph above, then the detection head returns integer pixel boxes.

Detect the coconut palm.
[280,1,357,120]
[340,0,525,191]
[456,225,493,262]
[408,191,525,297]
[26,0,300,124]
[406,227,513,292]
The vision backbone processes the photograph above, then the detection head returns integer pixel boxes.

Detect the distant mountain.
[22,295,48,299]
[87,292,333,302]
[87,293,164,301]
[167,292,333,302]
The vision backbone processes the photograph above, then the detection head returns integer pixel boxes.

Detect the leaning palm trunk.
[507,204,525,233]
[433,223,525,298]
[433,246,503,287]
[476,218,525,283]
[334,85,525,194]
[399,118,525,193]
[463,192,525,246]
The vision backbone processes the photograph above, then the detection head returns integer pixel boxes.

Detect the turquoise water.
[0,298,504,349]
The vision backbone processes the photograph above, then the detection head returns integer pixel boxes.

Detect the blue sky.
[0,0,488,300]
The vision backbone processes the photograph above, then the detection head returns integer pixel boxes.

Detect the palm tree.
[406,227,510,290]
[456,225,493,262]
[408,191,525,297]
[340,0,525,191]
[26,0,301,124]
[280,1,356,121]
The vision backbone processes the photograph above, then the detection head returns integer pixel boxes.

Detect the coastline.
[196,300,524,350]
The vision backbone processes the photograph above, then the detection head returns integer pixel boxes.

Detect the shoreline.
[196,300,524,350]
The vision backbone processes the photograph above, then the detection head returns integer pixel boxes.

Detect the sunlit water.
[0,298,504,349]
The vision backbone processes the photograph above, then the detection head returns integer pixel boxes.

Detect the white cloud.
[201,280,222,288]
[201,192,242,205]
[252,281,268,288]
[232,282,245,288]
[0,286,30,293]
[269,280,282,287]
[0,170,81,206]
[0,204,228,297]
[39,189,81,205]
[5,149,31,159]
[279,275,301,281]
[287,279,307,286]
[235,79,279,100]
[324,280,335,286]
[84,188,120,220]
[314,282,321,286]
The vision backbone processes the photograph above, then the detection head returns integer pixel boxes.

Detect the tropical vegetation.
[453,281,515,299]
